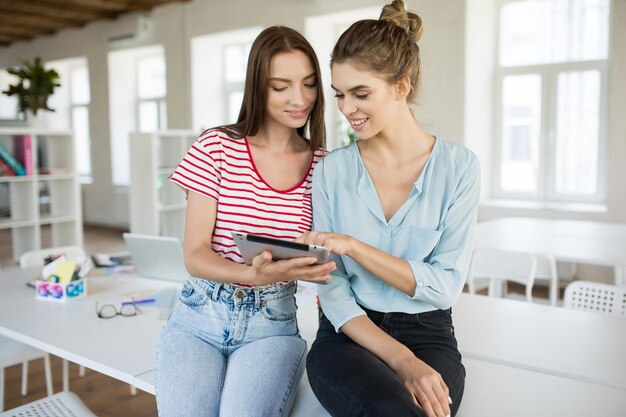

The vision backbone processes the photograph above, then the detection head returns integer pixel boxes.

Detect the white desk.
[0,267,174,386]
[474,217,626,284]
[3,266,625,417]
[454,293,626,391]
[457,358,626,417]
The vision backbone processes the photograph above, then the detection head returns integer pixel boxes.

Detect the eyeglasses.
[96,299,138,319]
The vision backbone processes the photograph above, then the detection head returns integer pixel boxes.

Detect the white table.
[474,217,626,285]
[454,293,626,391]
[457,358,626,417]
[3,266,625,417]
[0,267,174,386]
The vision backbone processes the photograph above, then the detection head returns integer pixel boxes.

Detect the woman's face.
[265,50,318,130]
[331,62,401,140]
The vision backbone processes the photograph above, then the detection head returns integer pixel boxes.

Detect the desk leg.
[44,355,53,396]
[616,266,625,287]
[62,359,69,392]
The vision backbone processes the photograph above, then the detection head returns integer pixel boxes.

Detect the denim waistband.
[188,277,296,307]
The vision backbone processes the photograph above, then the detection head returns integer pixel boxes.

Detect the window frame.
[221,42,250,124]
[135,53,167,133]
[67,64,92,183]
[492,0,610,204]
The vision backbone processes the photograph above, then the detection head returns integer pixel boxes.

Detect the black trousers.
[306,306,465,417]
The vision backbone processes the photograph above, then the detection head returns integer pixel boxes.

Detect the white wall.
[0,0,467,227]
[1,0,623,231]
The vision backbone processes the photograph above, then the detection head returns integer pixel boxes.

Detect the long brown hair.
[217,26,326,151]
[331,0,423,102]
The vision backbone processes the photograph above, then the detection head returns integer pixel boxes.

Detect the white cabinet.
[0,128,83,261]
[129,130,197,241]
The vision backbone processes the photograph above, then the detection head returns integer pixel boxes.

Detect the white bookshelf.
[0,128,83,261]
[129,130,198,241]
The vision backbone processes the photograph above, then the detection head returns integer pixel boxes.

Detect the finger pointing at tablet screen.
[295,231,355,256]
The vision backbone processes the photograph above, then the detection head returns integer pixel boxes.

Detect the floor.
[2,225,159,416]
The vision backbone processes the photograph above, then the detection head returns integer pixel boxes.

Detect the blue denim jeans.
[156,278,306,417]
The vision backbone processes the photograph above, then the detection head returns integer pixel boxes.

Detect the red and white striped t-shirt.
[170,128,325,277]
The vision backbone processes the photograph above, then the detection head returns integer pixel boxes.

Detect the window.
[494,0,609,203]
[137,54,167,132]
[108,45,166,186]
[191,27,262,131]
[0,69,19,120]
[223,43,251,123]
[44,58,92,182]
[69,66,92,181]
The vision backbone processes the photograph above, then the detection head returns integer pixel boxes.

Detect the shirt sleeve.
[169,131,222,201]
[312,159,366,333]
[407,156,481,309]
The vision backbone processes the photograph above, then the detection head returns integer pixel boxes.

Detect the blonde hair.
[331,0,423,102]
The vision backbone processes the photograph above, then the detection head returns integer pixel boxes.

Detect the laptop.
[123,233,189,283]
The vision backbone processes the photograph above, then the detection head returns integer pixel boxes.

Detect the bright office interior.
[0,0,622,278]
[0,0,624,415]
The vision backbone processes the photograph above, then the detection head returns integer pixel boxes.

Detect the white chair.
[468,249,538,303]
[0,337,53,412]
[19,246,88,393]
[0,391,96,417]
[532,255,559,306]
[564,281,626,316]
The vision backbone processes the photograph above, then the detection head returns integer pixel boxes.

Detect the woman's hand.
[296,231,355,256]
[391,355,452,417]
[246,251,335,286]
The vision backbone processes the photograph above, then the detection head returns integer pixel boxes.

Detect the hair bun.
[380,0,423,43]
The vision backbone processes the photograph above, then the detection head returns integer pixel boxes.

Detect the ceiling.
[0,0,190,48]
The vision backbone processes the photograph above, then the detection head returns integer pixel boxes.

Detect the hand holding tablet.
[231,232,330,265]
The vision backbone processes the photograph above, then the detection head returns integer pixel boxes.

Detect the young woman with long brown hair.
[155,26,333,417]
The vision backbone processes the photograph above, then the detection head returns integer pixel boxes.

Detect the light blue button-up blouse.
[313,139,481,332]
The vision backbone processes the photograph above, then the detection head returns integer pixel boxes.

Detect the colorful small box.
[35,278,87,302]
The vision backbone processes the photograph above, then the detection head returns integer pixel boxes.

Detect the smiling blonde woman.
[297,2,481,417]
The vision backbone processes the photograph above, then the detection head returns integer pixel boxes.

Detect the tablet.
[231,232,329,265]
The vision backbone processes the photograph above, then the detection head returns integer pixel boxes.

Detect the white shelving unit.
[0,128,83,261]
[129,130,198,241]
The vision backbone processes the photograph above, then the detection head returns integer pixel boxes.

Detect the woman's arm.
[341,316,451,417]
[183,192,334,286]
[297,232,416,294]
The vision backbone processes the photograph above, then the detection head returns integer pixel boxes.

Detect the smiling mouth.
[350,118,368,127]
[286,108,308,118]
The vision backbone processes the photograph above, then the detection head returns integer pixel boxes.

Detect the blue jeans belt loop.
[254,287,261,309]
[211,282,222,301]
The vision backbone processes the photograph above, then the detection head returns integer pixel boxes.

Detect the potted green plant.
[2,56,60,118]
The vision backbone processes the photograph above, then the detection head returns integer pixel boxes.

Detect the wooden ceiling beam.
[0,1,118,21]
[0,0,190,48]
[37,0,153,12]
[0,20,56,36]
[0,34,20,45]
[0,25,47,39]
[0,12,85,29]
[0,30,32,41]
